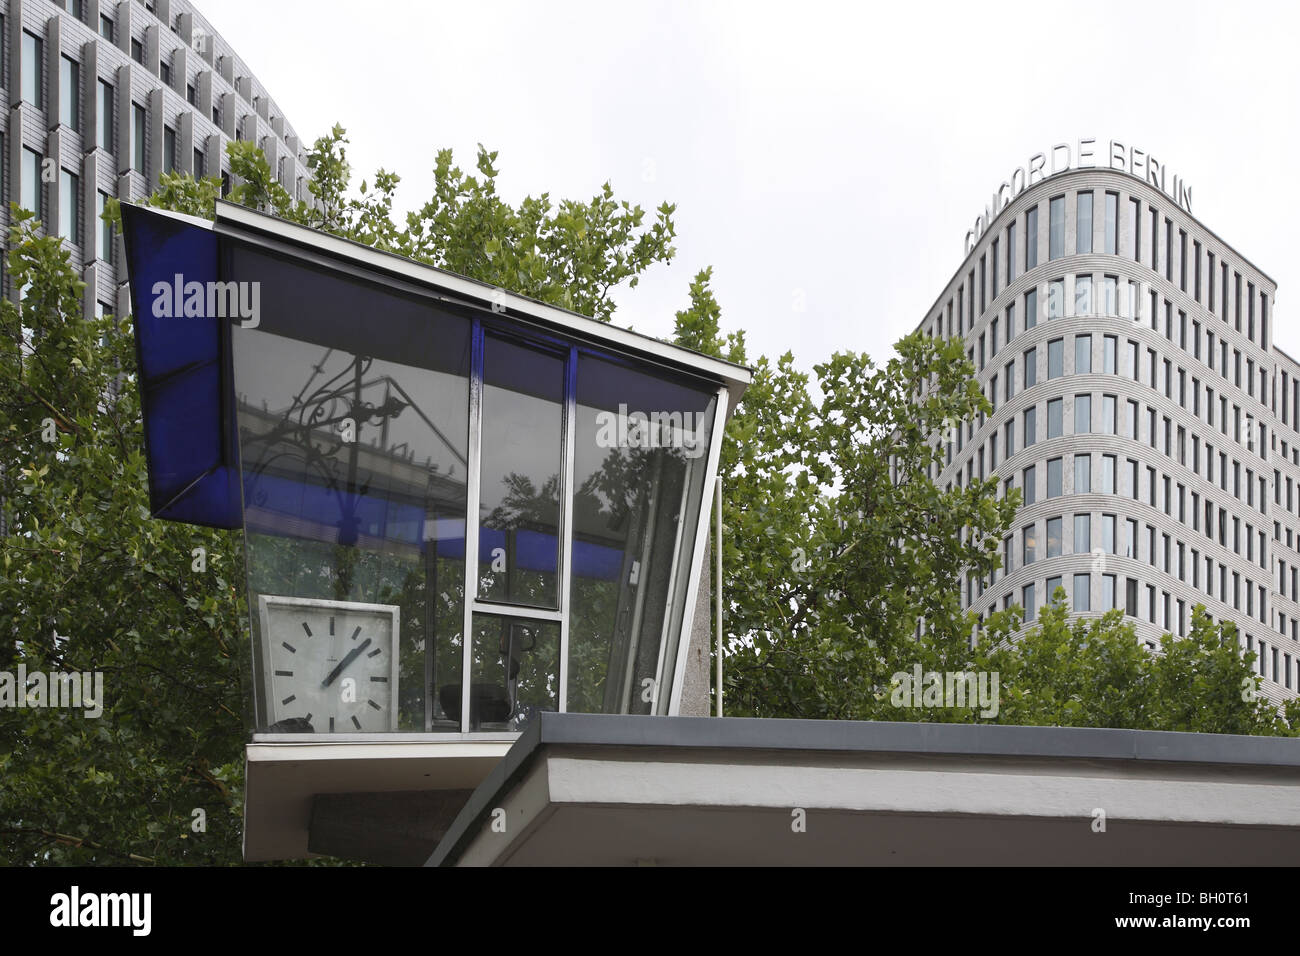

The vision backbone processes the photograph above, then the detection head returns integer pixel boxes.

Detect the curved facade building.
[917,157,1298,705]
[2,0,312,316]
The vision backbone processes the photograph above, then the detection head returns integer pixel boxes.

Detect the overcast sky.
[204,0,1300,372]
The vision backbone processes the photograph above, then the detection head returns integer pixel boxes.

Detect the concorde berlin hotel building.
[917,139,1300,706]
[1,0,312,318]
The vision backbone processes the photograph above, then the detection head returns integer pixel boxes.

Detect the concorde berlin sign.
[963,138,1193,254]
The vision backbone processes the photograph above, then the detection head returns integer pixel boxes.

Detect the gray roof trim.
[427,712,1300,865]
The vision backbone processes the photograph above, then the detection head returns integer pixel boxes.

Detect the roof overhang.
[119,200,752,530]
[428,714,1300,866]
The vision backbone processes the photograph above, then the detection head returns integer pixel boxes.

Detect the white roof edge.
[127,201,218,232]
[210,201,753,400]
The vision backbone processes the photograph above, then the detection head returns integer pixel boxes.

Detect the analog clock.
[258,596,400,733]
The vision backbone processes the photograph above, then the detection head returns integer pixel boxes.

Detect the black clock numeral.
[281,641,296,654]
[281,694,296,706]
[367,648,382,658]
[367,699,381,710]
[370,676,387,683]
[329,616,335,636]
[350,626,362,642]
[351,715,361,730]
[275,670,293,677]
[301,622,313,637]
[305,713,312,722]
[329,717,335,732]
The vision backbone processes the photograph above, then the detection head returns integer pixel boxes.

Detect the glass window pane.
[1074,276,1092,316]
[1049,196,1064,260]
[567,354,717,715]
[1076,192,1093,254]
[61,56,80,131]
[1048,398,1063,438]
[469,614,559,731]
[1075,454,1090,493]
[21,148,42,216]
[22,32,42,107]
[1075,334,1091,374]
[1047,279,1064,319]
[479,336,566,609]
[1047,457,1062,497]
[1048,339,1063,379]
[1026,207,1039,269]
[1074,573,1091,611]
[1075,394,1091,434]
[1047,517,1062,557]
[1074,514,1090,554]
[230,246,472,734]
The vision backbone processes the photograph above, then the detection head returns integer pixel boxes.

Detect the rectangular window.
[1047,279,1065,319]
[1102,455,1116,494]
[1101,395,1116,434]
[1074,394,1091,434]
[1049,196,1065,260]
[1047,457,1063,497]
[1073,574,1090,611]
[132,103,146,174]
[60,56,80,131]
[1025,288,1038,330]
[1023,464,1036,505]
[21,148,42,217]
[1047,576,1063,605]
[58,169,79,242]
[1007,221,1017,285]
[1075,275,1092,316]
[131,38,144,65]
[193,148,205,178]
[22,32,43,107]
[1047,517,1063,558]
[1075,454,1091,493]
[1076,191,1093,254]
[1026,206,1039,270]
[1128,197,1140,261]
[1024,406,1037,447]
[1048,339,1063,379]
[1074,334,1091,374]
[1074,514,1090,555]
[1165,219,1173,282]
[1048,398,1063,438]
[1104,192,1118,255]
[1022,583,1037,622]
[164,126,176,174]
[100,14,113,41]
[97,191,112,262]
[1179,230,1187,291]
[98,80,114,151]
[1023,526,1038,565]
[1024,347,1037,388]
[1102,515,1116,555]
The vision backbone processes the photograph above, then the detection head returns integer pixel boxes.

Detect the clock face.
[258,597,400,733]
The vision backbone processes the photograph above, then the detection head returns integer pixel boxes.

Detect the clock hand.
[321,637,372,689]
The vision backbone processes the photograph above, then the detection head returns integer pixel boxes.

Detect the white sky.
[203,0,1300,371]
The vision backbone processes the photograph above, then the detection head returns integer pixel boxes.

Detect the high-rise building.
[2,0,312,317]
[915,143,1296,706]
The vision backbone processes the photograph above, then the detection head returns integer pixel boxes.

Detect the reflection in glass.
[567,354,717,715]
[478,337,565,609]
[467,614,559,731]
[230,245,470,733]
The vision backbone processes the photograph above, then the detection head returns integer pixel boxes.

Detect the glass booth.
[121,201,748,739]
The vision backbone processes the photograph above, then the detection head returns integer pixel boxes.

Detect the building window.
[1047,575,1063,604]
[98,80,114,151]
[1073,514,1090,554]
[21,148,43,217]
[132,103,146,173]
[22,31,43,108]
[1047,339,1064,379]
[1074,275,1092,316]
[131,38,144,65]
[164,126,177,174]
[1104,192,1118,254]
[1129,197,1140,261]
[1022,583,1036,622]
[1074,574,1091,612]
[1048,398,1064,438]
[194,148,205,178]
[97,191,112,262]
[1101,394,1116,434]
[1024,406,1037,448]
[1007,221,1017,285]
[1023,464,1036,504]
[1025,288,1038,330]
[1075,453,1091,493]
[100,14,114,41]
[1047,517,1063,558]
[1101,455,1116,494]
[1074,394,1091,434]
[58,169,79,242]
[60,56,80,132]
[1026,206,1038,270]
[1024,346,1037,388]
[1076,191,1093,255]
[1047,279,1064,318]
[1023,526,1038,565]
[1047,457,1063,497]
[187,83,198,106]
[1048,196,1065,260]
[1074,334,1091,374]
